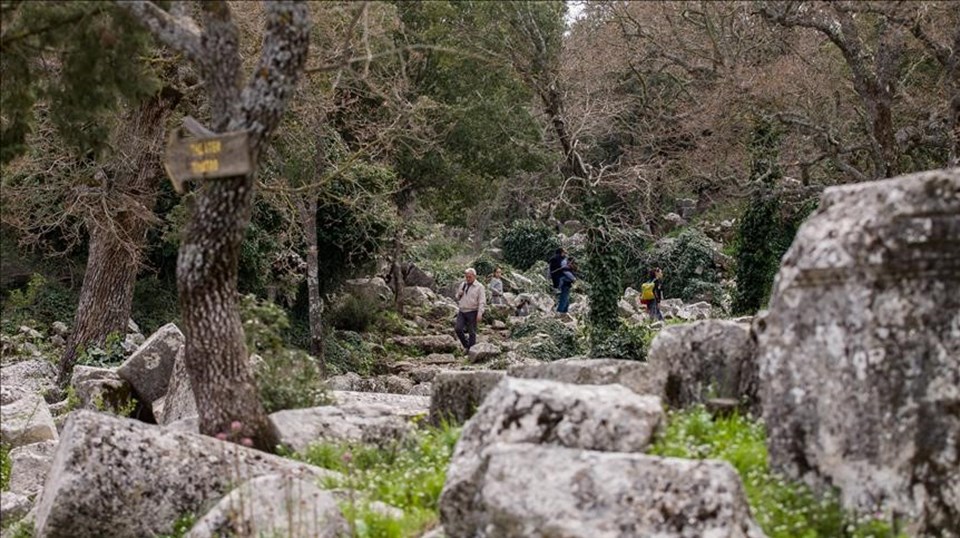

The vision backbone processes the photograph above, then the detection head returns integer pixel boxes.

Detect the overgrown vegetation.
[0,443,11,491]
[240,295,330,413]
[588,321,655,362]
[294,424,461,537]
[499,220,560,271]
[511,316,583,361]
[0,273,77,332]
[638,228,727,306]
[649,407,906,538]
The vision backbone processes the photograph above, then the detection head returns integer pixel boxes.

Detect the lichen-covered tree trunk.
[57,92,176,387]
[123,0,310,451]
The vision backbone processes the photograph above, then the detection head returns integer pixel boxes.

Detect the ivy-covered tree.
[733,117,784,315]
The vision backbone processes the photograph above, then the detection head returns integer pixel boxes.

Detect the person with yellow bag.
[639,267,664,321]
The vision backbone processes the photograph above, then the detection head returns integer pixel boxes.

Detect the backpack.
[640,281,656,304]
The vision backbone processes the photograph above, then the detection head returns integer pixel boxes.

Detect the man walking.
[455,268,485,351]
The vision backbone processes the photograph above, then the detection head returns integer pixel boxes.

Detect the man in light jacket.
[455,267,485,351]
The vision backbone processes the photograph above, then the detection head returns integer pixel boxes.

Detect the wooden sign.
[164,124,252,193]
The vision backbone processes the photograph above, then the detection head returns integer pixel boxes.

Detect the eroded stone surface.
[444,443,764,538]
[34,411,336,538]
[271,405,413,452]
[509,358,661,397]
[184,474,349,538]
[117,323,183,403]
[647,320,758,411]
[428,370,506,425]
[0,394,57,448]
[757,169,960,536]
[441,377,664,535]
[9,440,58,498]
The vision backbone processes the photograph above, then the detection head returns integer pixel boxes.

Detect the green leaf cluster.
[239,295,331,413]
[588,321,655,362]
[499,219,560,271]
[511,316,582,361]
[294,423,462,537]
[650,407,907,538]
[638,228,727,305]
[1,1,159,163]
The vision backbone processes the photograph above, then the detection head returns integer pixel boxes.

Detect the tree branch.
[115,0,202,63]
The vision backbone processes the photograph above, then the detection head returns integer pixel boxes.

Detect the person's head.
[555,248,566,257]
[464,268,477,284]
[648,267,662,280]
[493,267,502,278]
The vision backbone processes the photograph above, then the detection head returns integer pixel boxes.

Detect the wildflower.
[231,420,243,432]
[241,437,254,447]
[215,432,228,441]
[341,451,353,464]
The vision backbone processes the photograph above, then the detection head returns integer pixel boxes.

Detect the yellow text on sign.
[190,140,222,157]
[190,159,220,174]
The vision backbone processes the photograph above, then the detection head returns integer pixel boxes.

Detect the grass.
[648,406,907,538]
[292,423,461,537]
[1,443,10,491]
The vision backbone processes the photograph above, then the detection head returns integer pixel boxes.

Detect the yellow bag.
[640,281,656,303]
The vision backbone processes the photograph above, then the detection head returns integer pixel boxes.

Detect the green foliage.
[638,228,726,305]
[239,295,330,413]
[511,316,582,361]
[156,513,196,538]
[76,331,126,368]
[131,275,179,335]
[3,521,33,538]
[1,2,160,163]
[471,255,497,277]
[294,424,462,537]
[650,407,906,538]
[589,322,655,362]
[323,330,377,376]
[0,444,10,491]
[1,273,77,332]
[499,220,560,271]
[329,294,381,334]
[584,225,623,333]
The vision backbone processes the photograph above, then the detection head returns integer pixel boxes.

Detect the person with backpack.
[548,248,567,291]
[557,255,577,314]
[639,267,664,321]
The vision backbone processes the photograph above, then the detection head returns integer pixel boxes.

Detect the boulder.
[617,298,637,318]
[0,385,28,405]
[69,366,134,414]
[390,334,460,354]
[659,298,684,319]
[678,300,713,321]
[343,277,393,305]
[50,322,69,337]
[467,342,501,363]
[33,411,337,538]
[443,443,764,538]
[184,474,349,538]
[0,360,57,399]
[757,169,960,536]
[440,377,664,535]
[409,383,432,396]
[0,492,31,527]
[9,440,58,498]
[325,372,361,391]
[647,320,757,411]
[0,394,58,448]
[662,211,687,233]
[426,301,459,322]
[508,358,662,396]
[332,390,429,419]
[116,323,183,403]
[271,405,414,452]
[400,285,437,308]
[402,262,436,289]
[428,370,506,426]
[158,347,196,425]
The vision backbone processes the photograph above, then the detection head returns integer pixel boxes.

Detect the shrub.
[499,220,560,271]
[1,272,77,332]
[511,316,582,361]
[329,294,381,333]
[293,424,461,537]
[240,295,330,413]
[649,407,906,538]
[323,330,377,376]
[637,228,726,305]
[75,331,126,368]
[471,255,497,277]
[589,322,655,361]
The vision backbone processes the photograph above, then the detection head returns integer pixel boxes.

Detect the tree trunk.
[129,1,311,452]
[298,194,325,361]
[57,91,176,388]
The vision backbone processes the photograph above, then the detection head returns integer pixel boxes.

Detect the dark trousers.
[455,310,478,350]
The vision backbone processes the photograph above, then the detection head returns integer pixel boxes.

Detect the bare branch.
[115,0,202,63]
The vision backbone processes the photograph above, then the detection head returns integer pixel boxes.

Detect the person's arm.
[456,282,464,300]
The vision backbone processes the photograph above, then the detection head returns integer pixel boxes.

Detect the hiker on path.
[548,248,567,291]
[557,255,577,314]
[489,267,506,305]
[640,267,665,321]
[455,267,485,351]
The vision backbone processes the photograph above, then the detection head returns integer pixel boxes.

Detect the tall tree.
[121,0,310,450]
